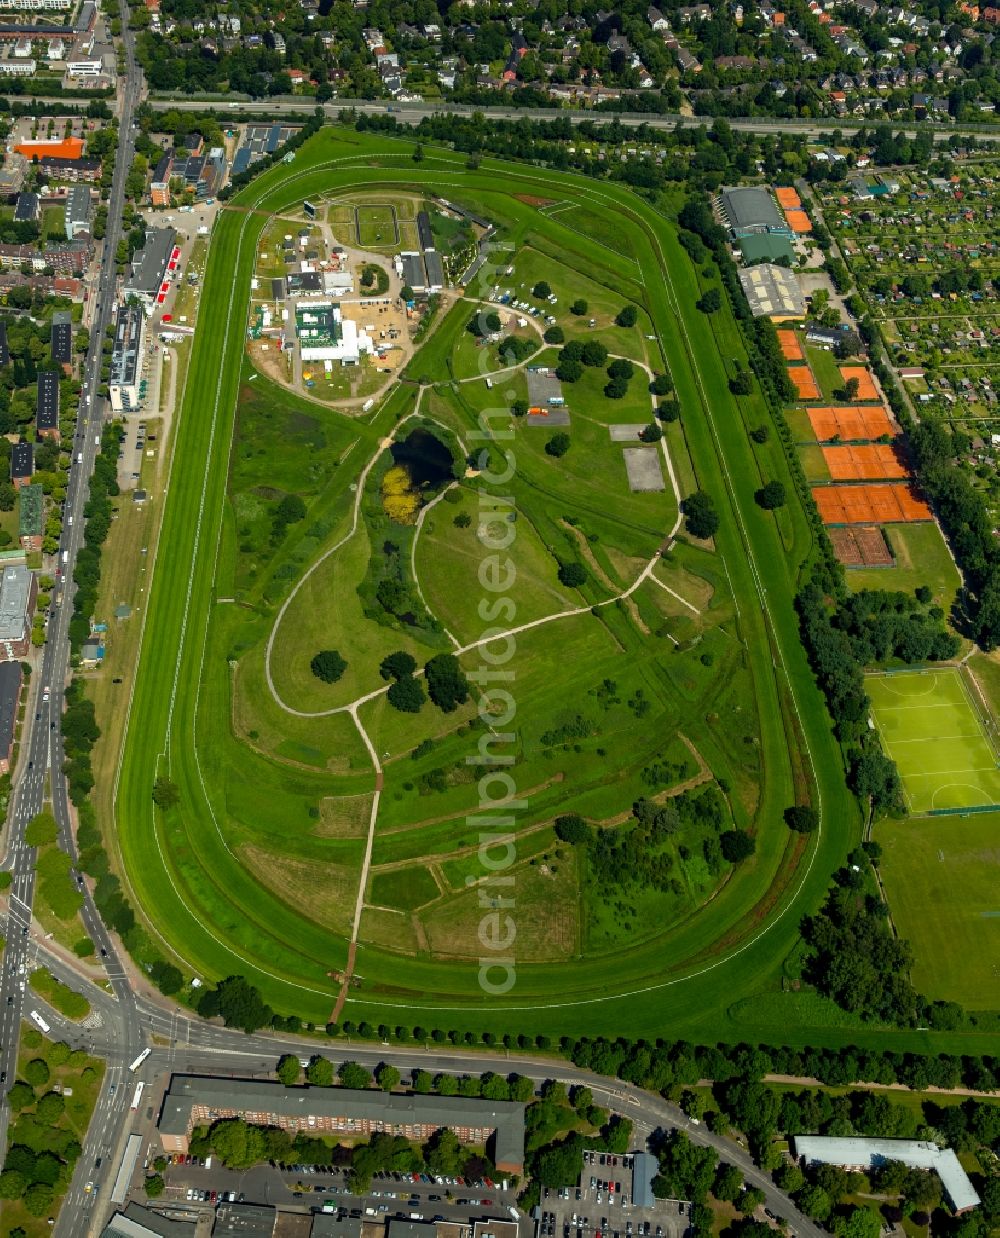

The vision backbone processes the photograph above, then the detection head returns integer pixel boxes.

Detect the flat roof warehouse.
[720,186,788,235]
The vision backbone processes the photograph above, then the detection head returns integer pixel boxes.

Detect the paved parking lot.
[540,1152,687,1238]
[165,1162,521,1227]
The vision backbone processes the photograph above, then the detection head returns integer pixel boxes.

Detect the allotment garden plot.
[867,667,1000,813]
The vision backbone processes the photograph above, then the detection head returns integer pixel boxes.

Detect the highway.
[146,93,1000,143]
[0,0,147,1215]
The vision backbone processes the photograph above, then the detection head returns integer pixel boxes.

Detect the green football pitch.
[867,667,1000,813]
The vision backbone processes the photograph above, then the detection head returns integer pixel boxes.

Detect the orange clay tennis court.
[784,209,812,233]
[839,367,879,400]
[775,187,801,208]
[788,365,820,400]
[812,483,932,524]
[807,406,897,440]
[822,444,909,480]
[777,330,803,361]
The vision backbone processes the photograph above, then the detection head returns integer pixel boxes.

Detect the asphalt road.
[147,94,1000,143]
[0,0,147,1221]
[17,922,819,1238]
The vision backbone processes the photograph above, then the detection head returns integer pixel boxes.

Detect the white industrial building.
[323,270,353,294]
[793,1136,980,1214]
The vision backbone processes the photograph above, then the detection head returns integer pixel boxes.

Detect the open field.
[868,667,1000,813]
[106,126,893,1046]
[845,521,960,606]
[878,812,1000,1009]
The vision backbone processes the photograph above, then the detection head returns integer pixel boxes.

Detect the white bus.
[131,1081,144,1111]
[29,1010,50,1033]
[128,1048,151,1073]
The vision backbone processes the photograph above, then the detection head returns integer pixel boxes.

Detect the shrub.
[380,650,417,681]
[784,805,818,833]
[556,358,582,383]
[682,491,719,539]
[387,676,425,713]
[697,288,721,314]
[310,650,347,684]
[554,814,589,844]
[755,480,786,510]
[424,654,469,713]
[720,830,755,862]
[558,561,587,588]
[581,340,607,367]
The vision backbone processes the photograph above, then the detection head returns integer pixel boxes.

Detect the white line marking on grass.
[873,700,969,712]
[889,732,987,743]
[647,571,700,614]
[901,766,1000,776]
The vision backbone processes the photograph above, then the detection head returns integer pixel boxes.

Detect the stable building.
[0,565,36,658]
[10,440,32,488]
[108,303,145,412]
[64,183,91,238]
[36,371,60,438]
[400,251,427,292]
[157,1077,526,1175]
[423,250,445,293]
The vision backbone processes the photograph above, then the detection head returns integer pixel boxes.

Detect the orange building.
[15,137,85,162]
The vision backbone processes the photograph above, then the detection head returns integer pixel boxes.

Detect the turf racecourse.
[868,667,1000,814]
[112,127,996,1052]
